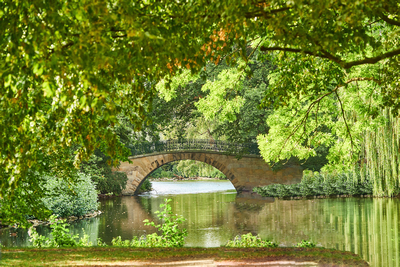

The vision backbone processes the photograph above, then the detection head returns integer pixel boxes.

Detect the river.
[1,180,400,267]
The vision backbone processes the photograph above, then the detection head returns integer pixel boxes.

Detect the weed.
[296,240,317,248]
[225,233,278,248]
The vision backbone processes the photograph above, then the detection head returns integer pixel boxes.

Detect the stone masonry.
[116,151,302,195]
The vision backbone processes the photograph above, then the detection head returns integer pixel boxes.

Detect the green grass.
[1,247,369,266]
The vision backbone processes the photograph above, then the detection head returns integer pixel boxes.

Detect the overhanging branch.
[273,77,379,161]
[343,48,400,69]
[245,7,291,18]
[259,46,344,65]
[379,14,400,26]
[259,46,400,69]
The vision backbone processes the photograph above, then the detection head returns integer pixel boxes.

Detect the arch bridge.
[117,139,302,195]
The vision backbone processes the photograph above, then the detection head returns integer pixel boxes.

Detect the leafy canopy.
[1,0,400,222]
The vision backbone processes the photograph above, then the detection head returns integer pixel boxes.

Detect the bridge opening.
[137,160,236,195]
[147,160,227,180]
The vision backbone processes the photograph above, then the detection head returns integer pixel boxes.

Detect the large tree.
[1,0,400,223]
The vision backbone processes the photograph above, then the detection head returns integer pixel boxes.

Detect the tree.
[1,0,240,224]
[1,0,400,223]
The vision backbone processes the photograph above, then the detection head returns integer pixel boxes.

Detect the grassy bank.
[2,247,369,266]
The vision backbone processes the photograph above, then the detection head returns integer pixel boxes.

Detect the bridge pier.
[116,151,302,195]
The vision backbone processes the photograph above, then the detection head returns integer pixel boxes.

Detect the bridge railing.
[127,139,260,157]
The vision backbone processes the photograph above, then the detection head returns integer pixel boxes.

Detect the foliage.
[29,215,96,248]
[96,237,108,247]
[2,0,400,224]
[296,240,317,248]
[81,151,128,195]
[41,173,98,218]
[138,179,152,193]
[202,50,273,144]
[0,170,51,227]
[149,164,176,179]
[28,227,50,248]
[48,216,79,247]
[91,171,127,196]
[77,229,93,247]
[143,199,187,247]
[111,233,168,248]
[29,215,85,248]
[253,170,374,198]
[176,160,226,179]
[149,161,226,180]
[111,199,187,248]
[361,108,400,197]
[225,233,278,248]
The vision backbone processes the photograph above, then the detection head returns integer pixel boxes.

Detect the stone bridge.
[117,139,302,195]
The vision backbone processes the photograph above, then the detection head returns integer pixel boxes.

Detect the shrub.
[91,171,128,195]
[29,215,92,248]
[41,173,98,217]
[296,240,317,248]
[225,233,278,248]
[81,152,128,195]
[253,170,374,198]
[112,198,188,248]
[144,198,188,247]
[139,179,152,193]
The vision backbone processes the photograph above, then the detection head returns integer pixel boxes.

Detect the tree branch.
[259,46,400,69]
[379,14,400,26]
[245,7,291,18]
[273,77,379,162]
[334,90,355,154]
[111,34,127,38]
[259,46,344,65]
[343,48,400,69]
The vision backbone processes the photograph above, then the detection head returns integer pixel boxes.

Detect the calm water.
[2,180,400,267]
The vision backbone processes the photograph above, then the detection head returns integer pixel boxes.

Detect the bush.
[139,179,152,192]
[253,170,374,198]
[296,240,317,248]
[29,215,100,248]
[91,171,128,195]
[112,199,188,248]
[225,233,278,248]
[81,151,128,195]
[41,173,98,217]
[29,215,88,248]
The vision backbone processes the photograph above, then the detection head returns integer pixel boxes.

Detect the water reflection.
[1,181,400,267]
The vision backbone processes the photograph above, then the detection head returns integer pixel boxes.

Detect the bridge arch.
[117,151,302,195]
[135,153,235,192]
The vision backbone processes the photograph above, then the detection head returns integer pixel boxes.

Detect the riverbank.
[1,247,369,266]
[27,210,102,227]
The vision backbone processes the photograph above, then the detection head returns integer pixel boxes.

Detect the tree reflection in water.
[0,181,399,267]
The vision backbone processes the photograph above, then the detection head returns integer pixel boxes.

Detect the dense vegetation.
[80,151,128,196]
[254,170,375,198]
[41,173,98,218]
[1,0,400,225]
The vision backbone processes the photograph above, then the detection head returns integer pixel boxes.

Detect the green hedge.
[253,170,374,198]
